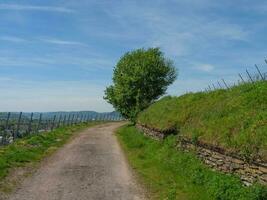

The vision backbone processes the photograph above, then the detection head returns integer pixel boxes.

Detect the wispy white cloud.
[195,64,215,72]
[0,77,13,81]
[0,36,27,43]
[0,4,75,13]
[240,3,267,14]
[97,1,249,57]
[0,56,53,67]
[0,53,114,70]
[40,38,87,46]
[0,35,87,47]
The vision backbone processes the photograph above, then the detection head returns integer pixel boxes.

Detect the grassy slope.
[138,81,267,161]
[117,125,267,200]
[0,122,102,182]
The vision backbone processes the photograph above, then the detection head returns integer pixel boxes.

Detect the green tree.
[104,48,177,122]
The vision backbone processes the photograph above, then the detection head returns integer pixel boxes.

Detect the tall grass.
[117,125,267,200]
[138,81,267,161]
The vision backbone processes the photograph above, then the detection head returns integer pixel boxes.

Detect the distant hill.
[0,111,122,120]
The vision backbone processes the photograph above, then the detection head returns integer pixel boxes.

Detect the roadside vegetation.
[0,122,103,191]
[106,48,267,199]
[117,125,267,200]
[138,81,267,161]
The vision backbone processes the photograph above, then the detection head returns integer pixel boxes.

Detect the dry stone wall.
[136,124,267,186]
[136,124,167,140]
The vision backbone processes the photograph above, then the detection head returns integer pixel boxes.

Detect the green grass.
[117,125,267,200]
[0,122,103,180]
[138,81,267,161]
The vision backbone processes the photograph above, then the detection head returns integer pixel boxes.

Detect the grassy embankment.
[117,125,267,200]
[0,121,103,192]
[138,81,267,161]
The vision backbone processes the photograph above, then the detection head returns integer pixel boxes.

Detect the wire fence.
[0,112,123,146]
[204,59,267,92]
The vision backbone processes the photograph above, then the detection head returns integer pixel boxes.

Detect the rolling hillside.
[138,81,267,161]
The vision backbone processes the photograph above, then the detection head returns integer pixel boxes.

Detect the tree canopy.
[104,48,177,122]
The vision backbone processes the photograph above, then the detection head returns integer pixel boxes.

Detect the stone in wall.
[136,124,267,186]
[177,138,267,186]
[136,124,167,140]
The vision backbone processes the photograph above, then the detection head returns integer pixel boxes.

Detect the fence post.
[37,113,42,133]
[57,115,62,128]
[83,114,86,122]
[92,114,95,121]
[255,64,264,80]
[14,112,22,140]
[76,114,79,124]
[222,79,229,89]
[5,112,10,131]
[63,115,66,126]
[238,73,245,83]
[3,112,11,144]
[67,114,71,126]
[75,114,79,124]
[73,114,77,125]
[51,115,56,130]
[72,114,77,125]
[217,81,222,89]
[208,85,212,91]
[71,114,74,125]
[27,112,33,134]
[246,70,254,83]
[78,114,81,123]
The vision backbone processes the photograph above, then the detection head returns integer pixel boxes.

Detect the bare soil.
[3,122,146,200]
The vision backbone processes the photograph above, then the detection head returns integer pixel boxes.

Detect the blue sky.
[0,0,266,112]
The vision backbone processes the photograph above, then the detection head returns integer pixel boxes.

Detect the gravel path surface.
[5,122,146,200]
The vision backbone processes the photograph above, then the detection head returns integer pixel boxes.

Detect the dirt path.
[5,122,146,200]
